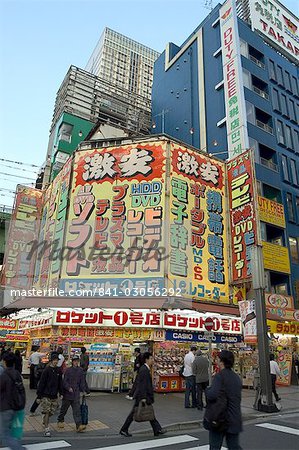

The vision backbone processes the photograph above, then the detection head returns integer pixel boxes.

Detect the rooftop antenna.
[203,0,214,11]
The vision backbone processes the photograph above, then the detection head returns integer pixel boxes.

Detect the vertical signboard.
[60,142,167,295]
[220,0,249,159]
[227,150,258,283]
[168,144,229,303]
[1,186,43,290]
[249,0,299,64]
[238,299,257,343]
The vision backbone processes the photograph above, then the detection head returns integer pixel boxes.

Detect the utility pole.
[251,245,278,412]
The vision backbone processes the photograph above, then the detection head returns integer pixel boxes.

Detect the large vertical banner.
[227,150,258,283]
[220,0,249,160]
[168,144,229,303]
[60,142,167,295]
[1,186,43,290]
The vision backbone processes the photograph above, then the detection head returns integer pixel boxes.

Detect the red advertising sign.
[1,186,43,289]
[0,318,17,330]
[227,150,258,282]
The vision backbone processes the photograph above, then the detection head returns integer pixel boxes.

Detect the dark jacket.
[80,353,89,372]
[37,364,62,399]
[14,355,23,374]
[206,368,242,434]
[134,354,143,372]
[133,364,154,405]
[0,367,24,411]
[192,355,209,383]
[62,366,85,400]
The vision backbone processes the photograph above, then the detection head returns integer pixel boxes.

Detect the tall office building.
[152,0,299,305]
[86,27,160,100]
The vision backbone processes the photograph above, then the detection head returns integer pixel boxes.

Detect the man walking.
[120,352,165,437]
[192,349,209,410]
[0,352,26,450]
[270,353,281,402]
[36,352,62,437]
[126,347,142,400]
[205,350,243,450]
[28,346,44,389]
[57,355,86,433]
[80,347,90,396]
[183,346,197,408]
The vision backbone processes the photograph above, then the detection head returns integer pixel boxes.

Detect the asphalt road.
[13,411,299,450]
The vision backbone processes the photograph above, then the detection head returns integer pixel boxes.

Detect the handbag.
[203,373,228,432]
[11,409,25,439]
[80,395,89,426]
[178,365,185,378]
[133,401,155,422]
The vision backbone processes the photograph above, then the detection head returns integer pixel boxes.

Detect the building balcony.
[249,54,265,69]
[252,85,269,100]
[256,120,273,134]
[260,157,278,171]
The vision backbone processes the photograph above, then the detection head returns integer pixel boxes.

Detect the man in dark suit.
[120,352,165,437]
[205,350,243,450]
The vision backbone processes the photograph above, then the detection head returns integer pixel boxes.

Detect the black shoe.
[154,429,166,436]
[119,430,132,437]
[185,405,191,408]
[197,406,203,410]
[276,397,281,401]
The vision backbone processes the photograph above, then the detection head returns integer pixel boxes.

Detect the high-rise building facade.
[152,0,299,306]
[86,27,160,100]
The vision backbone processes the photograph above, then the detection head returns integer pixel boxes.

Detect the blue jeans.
[0,409,24,450]
[209,430,242,450]
[185,375,196,407]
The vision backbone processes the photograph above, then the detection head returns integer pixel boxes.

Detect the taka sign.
[220,0,249,159]
[249,0,299,64]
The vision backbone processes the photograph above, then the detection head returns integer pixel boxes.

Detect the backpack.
[6,371,26,411]
[203,372,228,432]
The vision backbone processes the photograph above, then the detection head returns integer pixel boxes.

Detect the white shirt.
[57,354,65,368]
[270,360,280,376]
[183,351,195,377]
[29,352,43,365]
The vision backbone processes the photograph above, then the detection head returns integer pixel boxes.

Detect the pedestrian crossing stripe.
[1,440,71,450]
[256,423,299,436]
[95,434,198,450]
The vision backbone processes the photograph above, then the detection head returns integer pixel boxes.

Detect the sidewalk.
[23,380,299,437]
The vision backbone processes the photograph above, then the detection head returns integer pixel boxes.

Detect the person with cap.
[205,350,243,450]
[36,352,62,437]
[57,354,86,433]
[183,346,197,408]
[192,349,209,410]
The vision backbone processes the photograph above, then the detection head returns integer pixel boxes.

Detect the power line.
[0,162,39,174]
[0,158,41,169]
[0,188,16,194]
[0,171,35,181]
[0,178,35,185]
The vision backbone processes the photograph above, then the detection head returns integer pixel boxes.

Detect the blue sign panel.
[165,330,242,344]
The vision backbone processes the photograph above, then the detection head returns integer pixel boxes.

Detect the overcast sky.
[0,0,298,206]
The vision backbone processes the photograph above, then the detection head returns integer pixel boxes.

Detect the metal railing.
[260,157,278,171]
[253,85,269,100]
[256,120,273,134]
[249,55,265,69]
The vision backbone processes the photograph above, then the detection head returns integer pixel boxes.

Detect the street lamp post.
[251,245,279,412]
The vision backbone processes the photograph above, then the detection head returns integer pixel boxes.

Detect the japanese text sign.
[227,150,258,282]
[1,186,43,290]
[60,142,167,294]
[220,0,249,159]
[168,144,229,303]
[258,196,286,228]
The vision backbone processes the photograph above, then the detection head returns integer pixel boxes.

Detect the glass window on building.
[286,193,295,221]
[285,125,293,149]
[290,159,298,185]
[242,68,251,89]
[289,237,299,264]
[296,197,299,222]
[272,88,280,112]
[292,76,299,96]
[281,154,289,181]
[240,39,248,58]
[276,120,285,145]
[246,101,255,124]
[277,65,284,86]
[58,123,73,143]
[294,130,299,150]
[268,59,276,80]
[281,94,289,117]
[285,71,292,92]
[260,222,267,241]
[289,99,297,122]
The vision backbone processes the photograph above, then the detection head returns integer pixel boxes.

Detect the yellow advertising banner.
[262,241,291,274]
[168,143,229,303]
[267,320,299,335]
[60,142,167,295]
[258,196,286,228]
